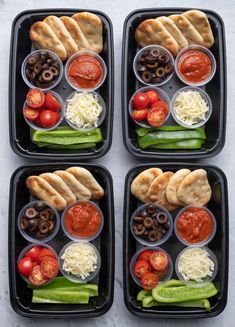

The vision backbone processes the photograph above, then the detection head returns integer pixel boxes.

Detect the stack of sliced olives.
[136,47,174,85]
[25,51,61,88]
[20,202,56,240]
[132,204,170,243]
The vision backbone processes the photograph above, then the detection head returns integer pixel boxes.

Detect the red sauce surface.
[68,55,103,89]
[64,202,101,238]
[176,207,214,244]
[178,50,212,83]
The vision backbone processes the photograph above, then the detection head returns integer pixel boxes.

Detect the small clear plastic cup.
[175,246,218,287]
[130,203,173,246]
[61,200,104,242]
[133,45,175,87]
[21,49,63,91]
[171,86,212,128]
[17,200,60,243]
[65,90,106,131]
[65,50,107,91]
[17,243,59,285]
[130,246,173,287]
[174,206,217,247]
[23,90,65,131]
[59,241,101,283]
[175,45,216,87]
[129,86,171,128]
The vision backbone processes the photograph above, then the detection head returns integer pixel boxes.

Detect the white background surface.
[0,0,234,326]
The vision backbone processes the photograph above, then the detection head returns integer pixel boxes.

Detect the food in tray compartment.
[175,206,216,245]
[130,88,169,127]
[65,92,104,129]
[131,168,212,210]
[26,167,104,210]
[171,87,211,128]
[131,204,171,244]
[18,201,58,241]
[137,279,218,309]
[134,46,174,85]
[30,12,103,61]
[176,247,217,283]
[18,245,59,286]
[60,242,100,281]
[135,10,214,55]
[23,50,62,89]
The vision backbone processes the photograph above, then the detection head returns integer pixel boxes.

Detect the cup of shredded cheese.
[171,86,212,128]
[59,241,101,283]
[65,91,106,131]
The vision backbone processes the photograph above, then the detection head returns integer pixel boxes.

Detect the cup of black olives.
[17,201,60,243]
[130,203,173,246]
[133,45,175,86]
[21,50,63,90]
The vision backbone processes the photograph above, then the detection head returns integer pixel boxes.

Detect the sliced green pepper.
[35,143,97,150]
[135,126,191,137]
[32,289,90,304]
[137,289,152,301]
[149,139,204,150]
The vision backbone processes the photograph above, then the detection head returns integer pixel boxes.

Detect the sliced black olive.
[143,217,153,228]
[34,202,46,211]
[163,221,170,230]
[154,230,163,241]
[133,216,144,223]
[48,220,55,232]
[156,212,168,224]
[137,62,146,72]
[49,66,59,77]
[143,230,149,238]
[150,48,160,57]
[146,204,156,215]
[140,209,148,218]
[148,230,157,242]
[155,67,165,78]
[35,230,45,239]
[153,77,162,84]
[20,218,29,230]
[39,209,50,221]
[161,229,167,235]
[28,71,36,82]
[146,62,158,71]
[141,71,152,83]
[25,207,38,219]
[25,68,31,79]
[27,56,37,66]
[145,55,156,64]
[164,63,173,74]
[152,219,159,229]
[158,54,169,64]
[28,218,38,231]
[141,51,149,58]
[39,222,49,234]
[40,54,47,63]
[42,63,49,70]
[34,63,42,75]
[133,224,145,236]
[47,58,53,64]
[151,212,157,218]
[41,69,54,82]
[47,208,55,219]
[52,61,60,69]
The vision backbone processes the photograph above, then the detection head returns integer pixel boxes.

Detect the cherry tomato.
[40,258,59,279]
[44,93,62,111]
[133,260,151,278]
[23,105,40,121]
[145,90,159,106]
[138,250,153,262]
[151,100,168,111]
[141,272,158,290]
[26,89,45,108]
[147,107,168,127]
[29,265,47,285]
[150,251,169,271]
[18,257,33,277]
[133,92,149,109]
[38,248,56,262]
[132,109,147,122]
[39,110,60,128]
[24,246,42,262]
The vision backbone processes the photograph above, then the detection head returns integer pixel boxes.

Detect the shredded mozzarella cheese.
[178,247,215,282]
[61,243,98,280]
[65,92,102,129]
[173,90,209,126]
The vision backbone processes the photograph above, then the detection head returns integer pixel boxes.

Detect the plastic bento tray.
[9,9,114,160]
[123,163,229,318]
[122,8,227,159]
[8,163,115,318]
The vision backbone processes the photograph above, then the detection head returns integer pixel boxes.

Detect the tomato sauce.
[64,202,101,238]
[178,50,212,84]
[176,207,214,244]
[68,55,103,89]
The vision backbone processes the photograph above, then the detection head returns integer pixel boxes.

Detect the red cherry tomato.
[147,107,168,127]
[29,265,47,286]
[133,260,151,278]
[40,258,59,279]
[138,250,153,262]
[151,100,168,111]
[39,110,60,128]
[24,246,42,262]
[26,89,45,108]
[133,92,149,109]
[150,251,169,271]
[18,257,33,277]
[145,90,159,106]
[131,109,147,122]
[38,248,56,262]
[141,272,158,290]
[23,105,40,121]
[44,93,62,111]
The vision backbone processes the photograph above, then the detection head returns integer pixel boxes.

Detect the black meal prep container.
[122,8,227,159]
[9,9,114,160]
[8,162,115,318]
[123,163,229,318]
